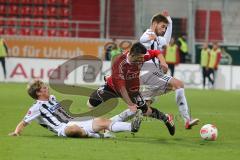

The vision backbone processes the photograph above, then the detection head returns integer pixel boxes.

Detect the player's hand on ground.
[161,62,168,74]
[8,132,20,136]
[162,10,169,17]
[128,104,138,112]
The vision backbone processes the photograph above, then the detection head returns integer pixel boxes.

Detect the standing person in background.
[164,37,179,76]
[105,38,117,61]
[0,37,8,79]
[177,35,188,63]
[208,42,222,88]
[110,43,122,65]
[200,42,211,89]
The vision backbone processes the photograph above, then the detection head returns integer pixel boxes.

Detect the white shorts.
[58,119,94,137]
[140,62,172,101]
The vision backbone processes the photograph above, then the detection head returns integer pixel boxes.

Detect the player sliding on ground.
[109,11,199,129]
[8,80,142,138]
[87,42,175,136]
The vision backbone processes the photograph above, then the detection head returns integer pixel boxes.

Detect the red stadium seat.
[33,18,44,27]
[47,0,57,5]
[33,0,45,5]
[9,5,18,15]
[20,28,31,35]
[60,0,69,6]
[58,30,70,37]
[0,16,4,26]
[47,7,57,17]
[5,17,17,26]
[33,6,44,17]
[0,28,3,34]
[47,29,57,36]
[47,19,57,28]
[20,18,31,26]
[31,29,44,36]
[21,0,32,4]
[0,5,6,15]
[60,8,69,17]
[59,19,69,28]
[5,28,17,35]
[21,6,31,16]
[9,0,18,4]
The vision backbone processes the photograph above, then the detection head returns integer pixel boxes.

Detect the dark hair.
[27,80,44,99]
[130,42,147,55]
[151,13,169,24]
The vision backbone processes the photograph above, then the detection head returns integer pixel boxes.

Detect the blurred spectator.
[110,43,121,65]
[0,37,8,79]
[177,35,188,63]
[208,42,222,88]
[104,38,117,61]
[200,42,211,89]
[164,37,179,76]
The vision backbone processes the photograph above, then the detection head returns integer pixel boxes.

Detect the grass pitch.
[0,83,240,160]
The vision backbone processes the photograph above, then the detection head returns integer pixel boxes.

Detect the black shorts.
[88,84,148,113]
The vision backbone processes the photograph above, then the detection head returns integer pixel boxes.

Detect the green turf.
[1,83,240,160]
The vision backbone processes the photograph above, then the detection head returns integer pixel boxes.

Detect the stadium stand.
[0,0,72,37]
[195,10,223,42]
[0,0,239,42]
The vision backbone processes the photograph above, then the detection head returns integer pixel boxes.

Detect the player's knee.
[171,78,184,89]
[93,118,110,131]
[96,118,110,126]
[87,98,102,109]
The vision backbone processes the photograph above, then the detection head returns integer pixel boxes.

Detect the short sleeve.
[140,30,155,49]
[23,105,41,123]
[144,50,161,61]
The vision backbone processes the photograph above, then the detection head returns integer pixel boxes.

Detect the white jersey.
[140,16,172,64]
[139,16,173,99]
[23,95,73,134]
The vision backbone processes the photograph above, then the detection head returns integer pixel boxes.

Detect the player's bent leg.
[87,85,118,109]
[92,118,111,132]
[143,106,175,136]
[64,124,87,138]
[87,90,104,109]
[93,116,142,134]
[110,109,136,122]
[168,78,199,129]
[168,77,184,90]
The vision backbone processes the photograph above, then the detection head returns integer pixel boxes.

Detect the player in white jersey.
[110,11,199,129]
[8,80,142,138]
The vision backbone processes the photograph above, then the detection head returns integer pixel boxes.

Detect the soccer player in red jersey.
[87,42,175,136]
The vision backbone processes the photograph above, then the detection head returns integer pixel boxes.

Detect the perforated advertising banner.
[5,36,106,59]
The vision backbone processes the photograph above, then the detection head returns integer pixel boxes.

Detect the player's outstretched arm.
[8,121,28,136]
[162,10,172,44]
[145,50,168,73]
[119,86,137,112]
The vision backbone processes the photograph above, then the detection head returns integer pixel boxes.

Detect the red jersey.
[106,50,161,96]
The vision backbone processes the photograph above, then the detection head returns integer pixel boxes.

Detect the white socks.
[108,122,131,132]
[175,88,190,123]
[110,88,191,124]
[110,109,135,122]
